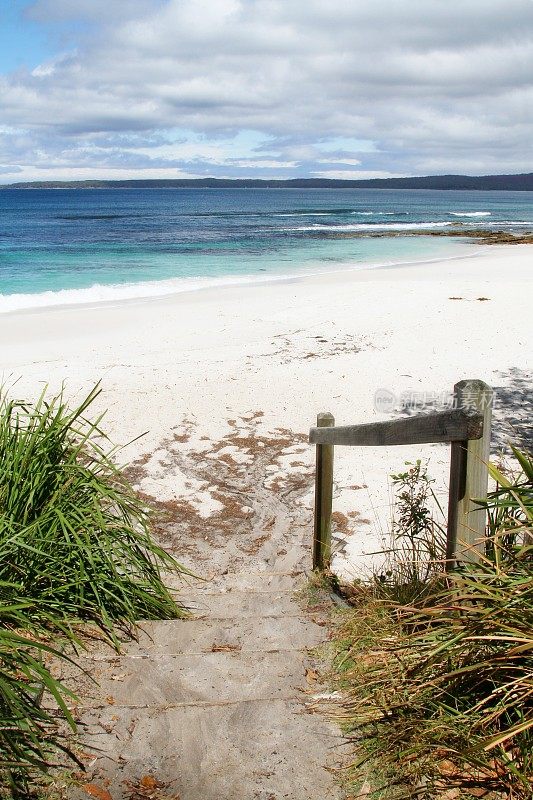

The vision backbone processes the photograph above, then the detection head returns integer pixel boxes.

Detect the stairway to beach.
[67,415,346,800]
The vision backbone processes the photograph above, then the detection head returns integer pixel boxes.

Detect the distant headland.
[2,172,533,190]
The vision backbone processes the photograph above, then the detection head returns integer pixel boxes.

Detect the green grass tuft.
[0,384,187,637]
[0,384,188,796]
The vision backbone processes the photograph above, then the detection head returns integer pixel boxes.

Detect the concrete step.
[170,569,307,594]
[74,698,344,800]
[128,614,326,655]
[186,588,301,619]
[72,649,313,709]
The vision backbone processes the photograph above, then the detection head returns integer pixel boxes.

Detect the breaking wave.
[449,211,492,218]
[287,221,453,232]
[0,249,480,314]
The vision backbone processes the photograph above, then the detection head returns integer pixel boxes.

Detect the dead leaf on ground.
[82,784,113,800]
[124,774,180,799]
[305,667,320,685]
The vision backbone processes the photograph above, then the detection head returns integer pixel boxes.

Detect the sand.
[1,243,531,578]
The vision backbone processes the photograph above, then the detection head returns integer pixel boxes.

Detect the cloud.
[31,51,77,77]
[312,169,402,180]
[1,0,532,181]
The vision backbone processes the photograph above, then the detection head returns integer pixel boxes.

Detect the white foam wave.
[480,220,531,226]
[272,212,332,217]
[0,244,483,315]
[288,221,453,232]
[0,272,292,314]
[450,211,491,217]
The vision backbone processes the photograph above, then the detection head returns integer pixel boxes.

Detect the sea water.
[0,187,531,312]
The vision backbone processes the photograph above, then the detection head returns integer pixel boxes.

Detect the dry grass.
[327,449,532,800]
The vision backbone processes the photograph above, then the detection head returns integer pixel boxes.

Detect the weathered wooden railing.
[310,379,493,571]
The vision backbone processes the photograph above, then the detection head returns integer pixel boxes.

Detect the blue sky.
[0,3,45,71]
[0,2,84,72]
[0,0,532,183]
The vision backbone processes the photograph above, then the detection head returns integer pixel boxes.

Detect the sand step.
[73,649,312,709]
[73,698,343,800]
[186,587,301,618]
[67,586,344,800]
[70,566,343,797]
[129,614,325,654]
[169,568,306,593]
[67,614,324,665]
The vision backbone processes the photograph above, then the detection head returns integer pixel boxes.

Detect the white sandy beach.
[1,244,531,578]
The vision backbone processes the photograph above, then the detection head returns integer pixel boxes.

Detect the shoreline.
[1,244,531,578]
[0,239,487,316]
[2,226,532,316]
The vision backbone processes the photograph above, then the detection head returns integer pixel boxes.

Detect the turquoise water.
[0,187,531,311]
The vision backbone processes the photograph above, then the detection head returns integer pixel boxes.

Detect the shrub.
[374,460,447,605]
[0,587,78,798]
[0,384,187,638]
[334,448,533,798]
[0,385,187,795]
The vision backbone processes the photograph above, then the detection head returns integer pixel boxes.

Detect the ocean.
[0,187,531,312]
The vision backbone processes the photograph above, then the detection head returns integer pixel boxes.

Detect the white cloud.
[1,0,533,181]
[312,169,402,180]
[316,159,362,166]
[31,51,77,78]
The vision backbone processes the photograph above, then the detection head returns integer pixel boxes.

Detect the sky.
[0,0,532,184]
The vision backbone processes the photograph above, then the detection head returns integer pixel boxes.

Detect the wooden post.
[313,412,335,570]
[447,380,492,567]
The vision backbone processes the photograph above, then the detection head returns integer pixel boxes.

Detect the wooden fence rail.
[310,379,493,571]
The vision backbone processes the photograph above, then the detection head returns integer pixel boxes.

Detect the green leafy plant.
[375,460,447,604]
[0,384,187,639]
[484,445,533,561]
[0,384,188,796]
[0,597,78,798]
